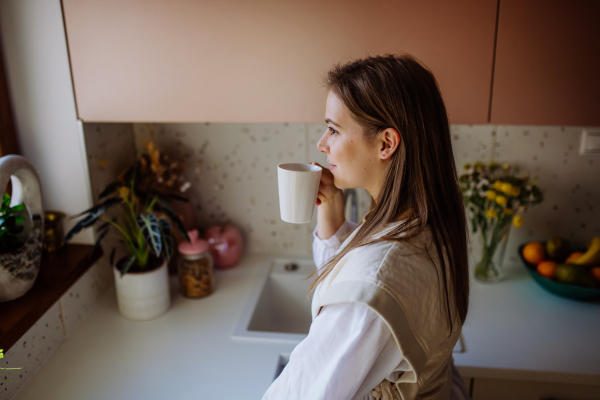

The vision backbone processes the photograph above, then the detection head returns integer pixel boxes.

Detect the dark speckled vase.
[0,155,44,302]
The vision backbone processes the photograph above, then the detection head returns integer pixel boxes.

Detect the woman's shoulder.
[334,225,437,282]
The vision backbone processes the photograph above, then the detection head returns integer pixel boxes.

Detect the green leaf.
[155,199,190,242]
[10,204,25,212]
[119,254,137,275]
[98,181,124,199]
[71,197,122,219]
[64,197,122,243]
[136,213,162,257]
[159,219,173,261]
[93,227,109,252]
[96,217,117,233]
[109,247,116,266]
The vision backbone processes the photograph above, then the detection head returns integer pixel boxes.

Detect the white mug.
[277,163,322,224]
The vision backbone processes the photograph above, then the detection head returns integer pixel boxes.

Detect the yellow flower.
[519,205,526,211]
[512,215,524,227]
[486,190,496,200]
[0,349,3,359]
[486,209,498,219]
[503,208,514,215]
[502,163,511,170]
[495,195,507,206]
[145,141,162,172]
[493,181,503,190]
[118,186,130,200]
[500,182,513,194]
[510,186,521,197]
[463,163,471,170]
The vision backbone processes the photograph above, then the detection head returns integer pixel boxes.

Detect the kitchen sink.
[233,257,315,344]
[233,257,465,353]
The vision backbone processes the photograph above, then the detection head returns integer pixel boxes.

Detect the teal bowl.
[518,243,600,302]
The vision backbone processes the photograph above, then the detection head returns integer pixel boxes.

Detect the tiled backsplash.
[83,123,600,268]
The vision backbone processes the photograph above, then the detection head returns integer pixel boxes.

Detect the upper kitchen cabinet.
[490,0,600,126]
[62,0,497,124]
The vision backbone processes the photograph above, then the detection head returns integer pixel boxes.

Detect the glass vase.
[473,221,511,282]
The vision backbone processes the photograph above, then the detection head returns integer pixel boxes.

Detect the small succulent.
[0,193,26,254]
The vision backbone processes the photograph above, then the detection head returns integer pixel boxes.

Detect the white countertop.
[13,253,600,399]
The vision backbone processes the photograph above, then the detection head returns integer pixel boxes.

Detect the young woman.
[262,54,470,400]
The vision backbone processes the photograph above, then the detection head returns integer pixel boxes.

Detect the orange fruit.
[591,267,600,282]
[536,261,557,278]
[565,252,584,263]
[522,242,546,265]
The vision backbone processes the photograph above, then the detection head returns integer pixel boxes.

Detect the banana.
[574,237,600,266]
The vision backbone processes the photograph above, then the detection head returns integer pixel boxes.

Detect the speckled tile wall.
[70,123,137,336]
[493,126,600,266]
[1,303,65,399]
[452,125,600,269]
[82,123,137,267]
[83,122,600,269]
[132,123,315,256]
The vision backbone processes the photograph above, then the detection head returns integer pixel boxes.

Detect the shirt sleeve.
[261,302,403,400]
[312,220,359,275]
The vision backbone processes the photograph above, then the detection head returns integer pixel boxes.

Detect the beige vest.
[311,219,461,400]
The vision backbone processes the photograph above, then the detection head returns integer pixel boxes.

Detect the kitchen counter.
[12,253,600,399]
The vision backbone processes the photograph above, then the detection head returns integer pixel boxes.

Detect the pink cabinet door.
[63,0,497,124]
[490,0,600,126]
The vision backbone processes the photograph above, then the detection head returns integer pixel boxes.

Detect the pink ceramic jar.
[203,225,244,269]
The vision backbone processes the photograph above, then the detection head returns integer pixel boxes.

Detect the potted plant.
[64,162,190,321]
[460,162,544,282]
[0,155,44,303]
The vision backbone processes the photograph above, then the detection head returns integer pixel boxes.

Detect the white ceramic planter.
[113,260,170,321]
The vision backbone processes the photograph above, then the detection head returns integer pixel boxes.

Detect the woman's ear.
[378,128,401,160]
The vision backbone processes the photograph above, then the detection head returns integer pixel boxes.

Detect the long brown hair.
[307,54,469,333]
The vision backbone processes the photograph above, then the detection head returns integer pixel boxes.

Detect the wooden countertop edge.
[0,244,103,351]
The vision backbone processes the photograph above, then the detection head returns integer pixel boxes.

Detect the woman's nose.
[317,131,329,154]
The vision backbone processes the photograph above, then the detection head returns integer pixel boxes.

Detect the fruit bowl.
[518,243,600,301]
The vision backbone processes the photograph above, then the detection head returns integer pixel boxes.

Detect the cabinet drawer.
[472,378,600,400]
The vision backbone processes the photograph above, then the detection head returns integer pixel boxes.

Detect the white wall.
[0,0,94,243]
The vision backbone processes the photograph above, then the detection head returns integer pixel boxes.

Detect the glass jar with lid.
[177,229,215,298]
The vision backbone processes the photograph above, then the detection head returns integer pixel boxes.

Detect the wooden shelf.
[0,244,102,351]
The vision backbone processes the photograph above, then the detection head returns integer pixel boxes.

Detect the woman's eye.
[327,126,338,135]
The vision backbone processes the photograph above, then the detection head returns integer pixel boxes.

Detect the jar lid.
[178,229,209,255]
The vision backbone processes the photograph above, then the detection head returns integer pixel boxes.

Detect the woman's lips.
[330,165,336,171]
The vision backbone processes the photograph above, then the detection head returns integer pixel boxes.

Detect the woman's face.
[317,91,384,196]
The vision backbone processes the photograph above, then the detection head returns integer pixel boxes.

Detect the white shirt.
[262,221,409,400]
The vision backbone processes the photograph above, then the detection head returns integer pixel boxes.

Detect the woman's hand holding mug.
[310,162,346,239]
[310,162,342,206]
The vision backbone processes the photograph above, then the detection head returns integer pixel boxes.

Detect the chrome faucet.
[343,188,359,223]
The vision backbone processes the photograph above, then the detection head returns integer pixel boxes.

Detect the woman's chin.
[332,176,344,189]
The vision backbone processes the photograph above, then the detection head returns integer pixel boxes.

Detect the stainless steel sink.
[233,257,465,353]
